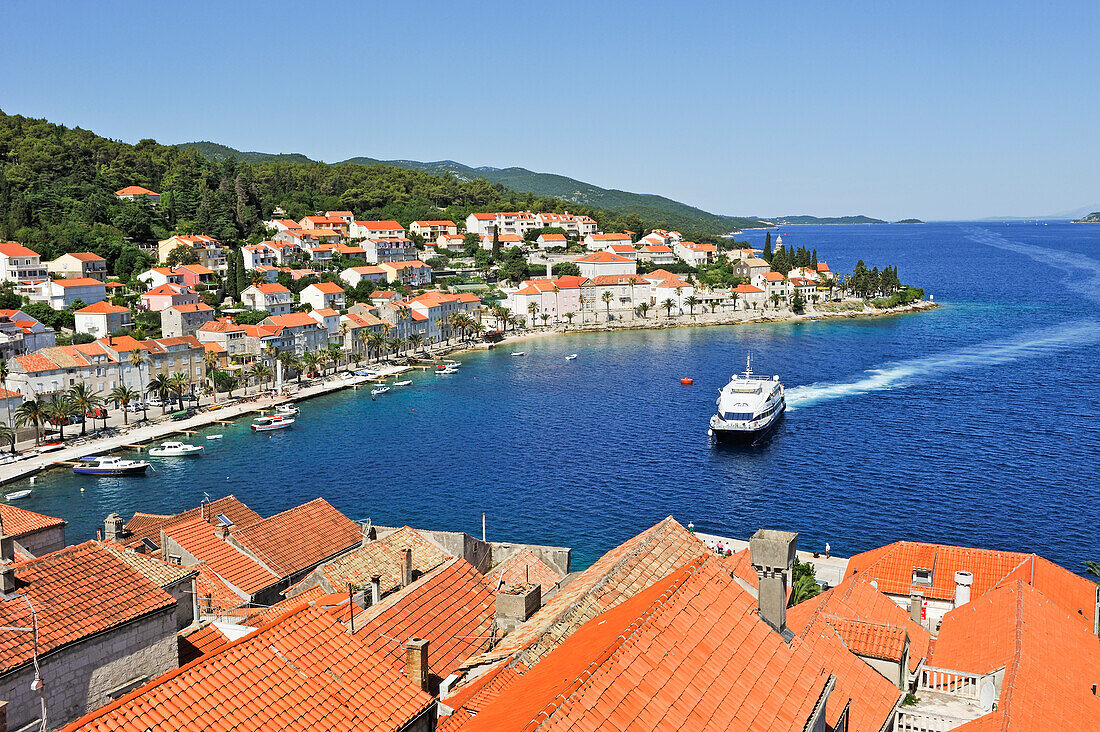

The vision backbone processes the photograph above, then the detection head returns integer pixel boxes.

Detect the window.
[913,568,932,586]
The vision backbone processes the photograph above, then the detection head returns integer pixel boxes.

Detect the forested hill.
[181,142,766,234]
[0,110,696,277]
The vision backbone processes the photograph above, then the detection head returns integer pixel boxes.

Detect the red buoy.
[680,378,694,385]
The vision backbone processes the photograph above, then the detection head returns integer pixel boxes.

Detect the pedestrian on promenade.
[825,542,831,559]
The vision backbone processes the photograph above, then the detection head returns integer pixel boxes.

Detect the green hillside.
[1072,212,1100,223]
[183,141,315,165]
[771,214,888,225]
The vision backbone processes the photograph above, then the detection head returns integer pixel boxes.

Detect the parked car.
[146,397,164,408]
[126,402,145,413]
[85,408,109,420]
[48,414,83,426]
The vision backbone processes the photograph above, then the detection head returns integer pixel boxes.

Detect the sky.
[1,0,1097,221]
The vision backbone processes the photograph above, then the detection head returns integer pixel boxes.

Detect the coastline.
[488,300,939,347]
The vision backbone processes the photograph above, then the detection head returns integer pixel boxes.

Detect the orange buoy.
[680,378,694,385]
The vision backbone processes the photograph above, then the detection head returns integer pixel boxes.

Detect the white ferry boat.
[709,356,785,444]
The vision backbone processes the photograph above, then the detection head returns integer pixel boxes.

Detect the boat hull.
[710,408,785,445]
[73,465,149,476]
[251,422,292,432]
[148,449,203,457]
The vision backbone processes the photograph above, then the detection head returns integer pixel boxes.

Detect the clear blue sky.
[1,1,1097,220]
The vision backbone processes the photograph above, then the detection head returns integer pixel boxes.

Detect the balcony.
[894,666,998,732]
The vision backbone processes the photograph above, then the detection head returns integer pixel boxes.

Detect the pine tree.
[811,249,818,268]
[235,250,247,296]
[492,226,501,260]
[763,232,772,262]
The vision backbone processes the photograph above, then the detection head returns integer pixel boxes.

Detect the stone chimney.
[495,583,542,634]
[103,512,127,542]
[954,571,973,608]
[400,548,413,587]
[370,574,381,605]
[909,594,923,624]
[405,637,430,691]
[0,519,15,598]
[214,524,230,540]
[749,529,798,638]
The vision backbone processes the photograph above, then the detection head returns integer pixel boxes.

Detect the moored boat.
[5,490,31,500]
[393,380,412,386]
[73,456,151,476]
[275,404,299,415]
[251,415,294,432]
[512,352,526,357]
[148,441,204,457]
[371,386,390,396]
[566,354,578,360]
[709,356,785,445]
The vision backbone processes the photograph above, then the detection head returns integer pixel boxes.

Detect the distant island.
[1072,212,1100,223]
[893,219,924,224]
[766,215,887,225]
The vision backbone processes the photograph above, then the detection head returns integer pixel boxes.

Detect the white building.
[465,213,497,236]
[361,238,416,264]
[436,233,465,250]
[378,260,433,287]
[350,220,405,240]
[752,271,789,302]
[299,282,346,312]
[340,265,389,288]
[731,284,766,310]
[673,241,718,267]
[73,302,133,338]
[0,241,47,284]
[243,243,279,269]
[535,233,568,250]
[30,278,107,309]
[573,251,636,279]
[638,245,677,266]
[410,220,458,239]
[479,234,524,251]
[47,252,108,282]
[241,283,293,315]
[584,233,632,252]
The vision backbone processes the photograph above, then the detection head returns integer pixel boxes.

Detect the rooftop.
[231,498,362,578]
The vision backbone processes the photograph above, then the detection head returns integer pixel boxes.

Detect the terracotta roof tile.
[61,606,434,732]
[0,503,66,539]
[124,495,261,544]
[100,543,197,588]
[0,541,177,674]
[232,498,361,577]
[488,549,563,596]
[164,518,279,596]
[825,617,907,661]
[178,622,230,665]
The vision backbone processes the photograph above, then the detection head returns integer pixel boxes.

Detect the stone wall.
[0,607,178,731]
[16,525,66,558]
[491,542,572,577]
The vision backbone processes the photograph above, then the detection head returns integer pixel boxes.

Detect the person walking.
[825,542,831,559]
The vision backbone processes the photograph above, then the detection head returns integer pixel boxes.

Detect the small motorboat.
[434,367,458,376]
[148,441,204,457]
[392,380,412,387]
[512,352,526,357]
[275,404,299,415]
[206,435,224,440]
[680,378,694,385]
[38,441,64,453]
[73,456,150,476]
[251,415,294,432]
[566,354,578,361]
[371,386,390,396]
[5,490,31,501]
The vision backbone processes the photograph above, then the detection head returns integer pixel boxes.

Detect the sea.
[10,222,1100,571]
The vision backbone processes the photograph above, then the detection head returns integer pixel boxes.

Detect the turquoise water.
[11,222,1100,570]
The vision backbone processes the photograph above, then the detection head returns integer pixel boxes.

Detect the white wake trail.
[787,321,1099,409]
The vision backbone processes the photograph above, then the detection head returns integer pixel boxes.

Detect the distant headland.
[1072,212,1100,223]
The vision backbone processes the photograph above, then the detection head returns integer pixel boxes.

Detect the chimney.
[370,574,381,605]
[103,512,126,542]
[405,637,430,692]
[954,571,973,608]
[214,524,230,540]
[401,548,413,587]
[749,529,798,638]
[495,583,542,634]
[909,594,923,624]
[0,517,15,598]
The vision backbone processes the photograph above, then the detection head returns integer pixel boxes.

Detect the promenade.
[695,530,850,587]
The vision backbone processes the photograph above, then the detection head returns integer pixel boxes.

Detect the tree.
[67,383,102,436]
[662,298,675,317]
[0,424,14,455]
[165,244,199,267]
[44,394,76,441]
[684,295,699,317]
[763,231,772,262]
[15,398,45,446]
[601,290,613,321]
[108,385,139,425]
[169,371,190,409]
[527,302,539,328]
[791,292,806,314]
[790,559,821,604]
[462,232,480,256]
[146,373,173,414]
[128,349,149,420]
[551,262,581,277]
[563,311,575,326]
[637,302,650,319]
[491,226,501,260]
[0,358,10,429]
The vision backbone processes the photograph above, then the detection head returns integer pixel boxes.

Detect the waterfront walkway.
[695,531,850,587]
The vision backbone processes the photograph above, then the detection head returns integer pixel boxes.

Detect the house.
[61,605,436,732]
[753,270,789,301]
[0,539,183,731]
[341,311,387,355]
[604,243,638,260]
[534,233,568,250]
[573,251,636,278]
[638,244,677,265]
[350,220,405,240]
[732,256,771,280]
[157,234,227,274]
[380,301,429,342]
[402,291,480,343]
[47,252,108,281]
[673,240,718,266]
[477,233,524,251]
[140,282,199,312]
[137,265,215,289]
[583,232,632,251]
[789,276,818,299]
[651,275,695,312]
[334,243,367,261]
[534,211,598,236]
[326,210,355,231]
[581,274,652,312]
[300,281,346,311]
[264,218,301,233]
[261,312,329,355]
[465,212,497,236]
[731,283,766,309]
[299,214,349,235]
[196,319,250,359]
[114,185,161,204]
[505,276,586,326]
[0,241,47,284]
[378,260,433,287]
[362,237,417,264]
[0,309,56,360]
[243,242,279,269]
[308,308,342,342]
[30,277,106,308]
[410,220,458,239]
[436,233,465,250]
[241,282,293,315]
[491,212,537,236]
[161,302,216,338]
[0,503,67,556]
[73,301,133,337]
[368,290,400,307]
[341,265,389,288]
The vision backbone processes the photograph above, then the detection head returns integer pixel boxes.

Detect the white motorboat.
[5,490,31,500]
[251,415,294,432]
[371,386,390,396]
[434,367,458,376]
[512,352,526,357]
[73,456,151,476]
[275,404,299,415]
[566,354,578,361]
[709,356,785,445]
[392,380,412,387]
[148,441,204,457]
[206,435,224,440]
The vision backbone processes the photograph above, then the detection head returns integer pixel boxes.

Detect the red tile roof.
[50,277,104,288]
[75,301,130,314]
[825,617,908,661]
[64,251,107,262]
[264,312,326,329]
[177,622,230,665]
[231,498,362,578]
[164,519,279,596]
[165,302,214,313]
[733,283,765,293]
[100,543,196,588]
[304,281,345,294]
[457,556,834,732]
[588,233,632,241]
[356,220,404,230]
[352,558,495,684]
[61,606,435,732]
[0,503,66,539]
[124,496,261,544]
[487,549,563,595]
[573,251,633,264]
[115,185,158,196]
[0,541,177,675]
[252,282,291,294]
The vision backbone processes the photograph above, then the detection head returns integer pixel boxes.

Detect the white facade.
[574,252,636,279]
[241,284,293,315]
[0,242,47,284]
[361,238,416,264]
[350,220,405,239]
[30,278,107,308]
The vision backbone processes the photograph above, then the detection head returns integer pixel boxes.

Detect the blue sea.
[12,222,1100,571]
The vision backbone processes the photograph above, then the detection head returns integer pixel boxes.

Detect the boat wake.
[787,320,1100,410]
[963,226,1100,304]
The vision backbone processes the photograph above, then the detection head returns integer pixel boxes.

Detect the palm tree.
[129,349,149,419]
[563,312,576,326]
[316,350,331,376]
[248,363,271,393]
[578,294,586,324]
[685,295,700,317]
[0,358,10,429]
[146,373,173,415]
[278,351,298,384]
[601,290,613,321]
[301,351,319,377]
[109,385,139,425]
[662,298,676,318]
[0,423,14,455]
[367,332,387,362]
[770,293,782,310]
[169,372,190,410]
[67,383,102,436]
[527,302,539,329]
[540,313,551,328]
[44,394,75,441]
[637,302,650,319]
[15,398,45,446]
[326,344,343,373]
[407,333,425,356]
